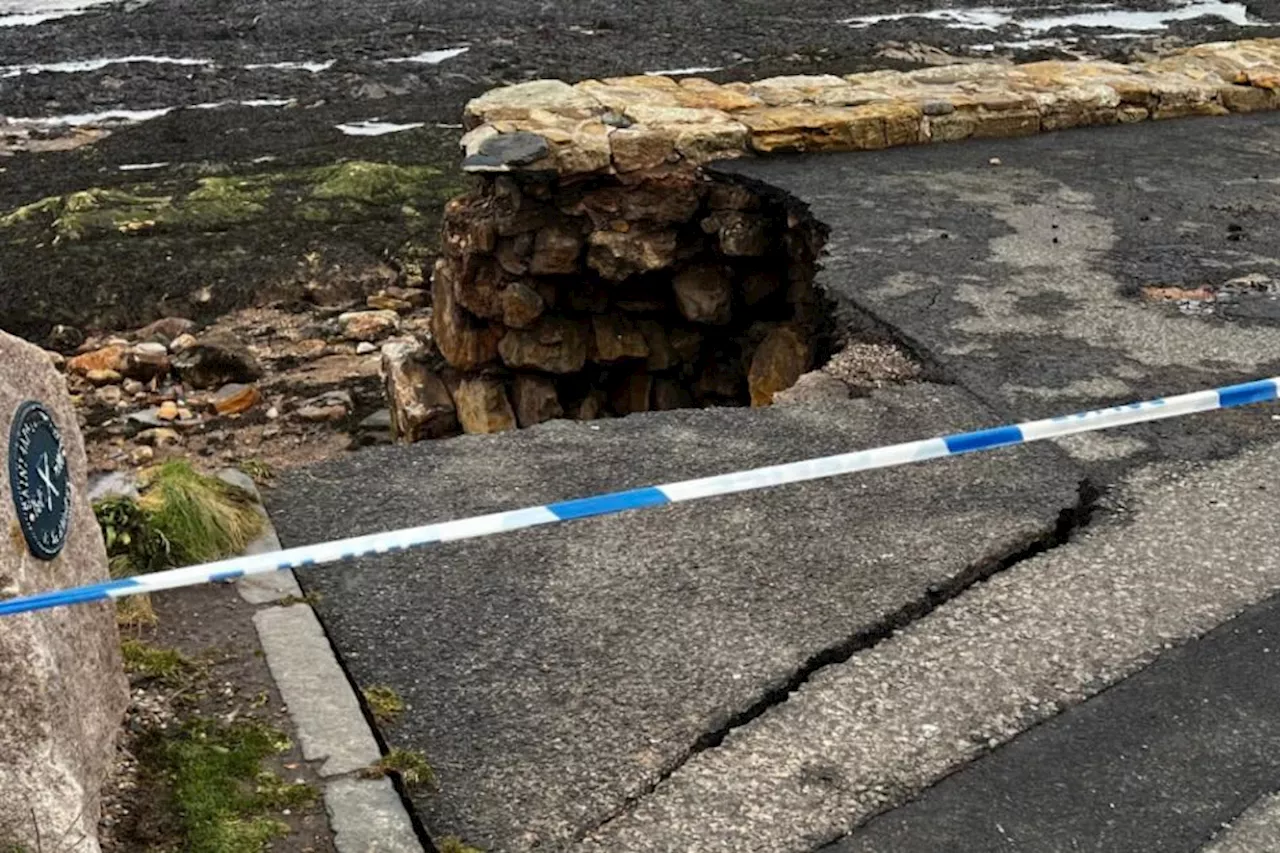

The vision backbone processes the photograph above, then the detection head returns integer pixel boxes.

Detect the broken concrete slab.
[579,440,1280,852]
[325,776,423,853]
[267,383,1083,849]
[718,112,1280,479]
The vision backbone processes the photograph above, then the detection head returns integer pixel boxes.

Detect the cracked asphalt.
[274,115,1278,849]
[6,0,1280,849]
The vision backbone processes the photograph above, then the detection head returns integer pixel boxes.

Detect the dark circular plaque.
[8,401,72,560]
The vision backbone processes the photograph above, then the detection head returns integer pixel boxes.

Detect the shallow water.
[843,0,1262,35]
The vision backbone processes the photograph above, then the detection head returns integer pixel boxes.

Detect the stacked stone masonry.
[422,173,829,435]
[394,39,1280,439]
[460,39,1280,174]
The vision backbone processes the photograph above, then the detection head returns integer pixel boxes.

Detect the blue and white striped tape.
[1,376,1276,618]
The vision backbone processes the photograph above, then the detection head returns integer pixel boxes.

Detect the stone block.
[673,263,733,325]
[431,259,503,371]
[454,377,517,434]
[587,229,679,280]
[0,331,128,853]
[498,316,589,374]
[381,341,459,442]
[590,314,649,363]
[748,325,812,406]
[512,374,564,428]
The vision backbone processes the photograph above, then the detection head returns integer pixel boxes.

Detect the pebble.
[95,385,124,407]
[356,342,377,355]
[169,333,198,353]
[87,368,123,386]
[136,428,181,448]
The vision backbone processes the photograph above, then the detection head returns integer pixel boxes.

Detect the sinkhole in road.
[413,168,913,437]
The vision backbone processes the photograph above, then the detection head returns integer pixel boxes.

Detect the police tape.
[1,376,1277,618]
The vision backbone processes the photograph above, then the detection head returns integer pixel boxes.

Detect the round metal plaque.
[8,401,71,560]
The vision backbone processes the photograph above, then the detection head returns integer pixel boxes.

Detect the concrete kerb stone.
[460,39,1280,175]
[215,470,422,852]
[216,469,304,604]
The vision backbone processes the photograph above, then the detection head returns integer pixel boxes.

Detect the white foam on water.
[118,161,169,171]
[844,0,1264,35]
[244,59,335,73]
[969,37,1070,50]
[28,99,293,127]
[191,98,294,109]
[645,65,725,76]
[31,107,175,126]
[384,47,469,64]
[843,7,1017,29]
[1022,1,1257,31]
[0,0,102,25]
[2,55,212,75]
[335,119,425,136]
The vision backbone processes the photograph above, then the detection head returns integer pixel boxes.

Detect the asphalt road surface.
[270,114,1280,850]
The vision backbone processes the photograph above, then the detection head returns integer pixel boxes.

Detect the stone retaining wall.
[389,39,1280,440]
[460,39,1280,174]
[422,171,827,434]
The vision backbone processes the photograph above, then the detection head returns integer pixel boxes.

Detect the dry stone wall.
[460,39,1280,174]
[419,171,829,436]
[385,39,1280,441]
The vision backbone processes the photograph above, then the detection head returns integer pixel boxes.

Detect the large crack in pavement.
[573,478,1099,845]
[268,383,1086,849]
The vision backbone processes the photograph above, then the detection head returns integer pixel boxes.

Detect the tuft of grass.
[121,639,198,686]
[437,837,484,853]
[138,462,264,565]
[362,685,406,725]
[95,461,264,577]
[361,748,436,790]
[276,592,322,608]
[116,592,159,630]
[139,717,296,853]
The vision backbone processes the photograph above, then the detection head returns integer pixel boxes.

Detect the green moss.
[362,685,406,725]
[252,771,318,811]
[361,748,436,790]
[94,461,264,575]
[53,188,172,240]
[236,459,276,486]
[0,159,461,248]
[437,837,485,853]
[140,717,297,853]
[0,195,61,228]
[177,178,273,228]
[311,161,442,207]
[293,202,333,223]
[121,639,199,686]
